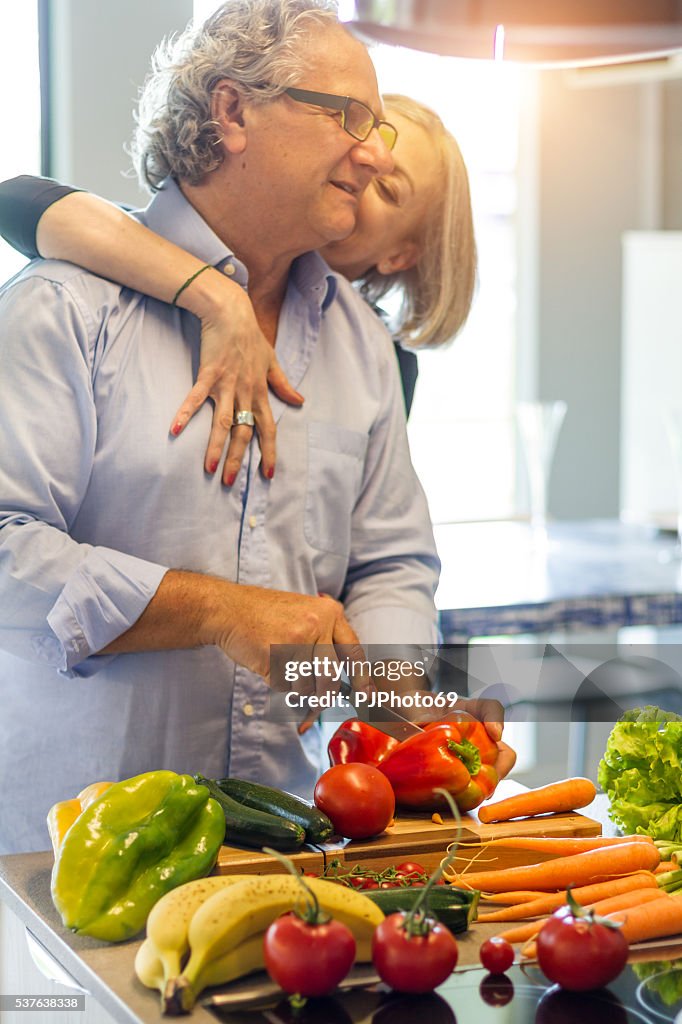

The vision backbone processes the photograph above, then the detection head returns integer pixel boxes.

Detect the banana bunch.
[134,872,384,1015]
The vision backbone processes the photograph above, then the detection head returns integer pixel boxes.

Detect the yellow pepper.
[46,781,114,856]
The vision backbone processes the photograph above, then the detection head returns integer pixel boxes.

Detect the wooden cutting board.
[215,780,601,876]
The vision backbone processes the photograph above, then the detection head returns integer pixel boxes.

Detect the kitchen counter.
[3,806,682,1024]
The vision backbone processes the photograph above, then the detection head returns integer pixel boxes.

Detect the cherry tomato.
[479,973,515,1007]
[372,912,458,993]
[536,906,628,992]
[479,936,514,974]
[380,881,400,888]
[314,764,395,839]
[348,876,367,889]
[264,912,356,997]
[395,861,427,881]
[360,878,379,890]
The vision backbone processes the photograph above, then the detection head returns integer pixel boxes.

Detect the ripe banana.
[134,938,165,992]
[175,875,383,1009]
[145,874,252,986]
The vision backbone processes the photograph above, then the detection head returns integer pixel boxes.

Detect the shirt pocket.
[304,422,369,557]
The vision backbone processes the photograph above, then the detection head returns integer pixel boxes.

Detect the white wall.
[47,0,193,207]
[531,72,682,519]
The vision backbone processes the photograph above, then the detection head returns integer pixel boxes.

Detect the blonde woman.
[0,95,476,483]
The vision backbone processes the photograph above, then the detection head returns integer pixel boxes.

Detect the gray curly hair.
[132,0,339,191]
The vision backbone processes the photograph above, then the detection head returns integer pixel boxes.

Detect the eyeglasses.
[283,87,398,151]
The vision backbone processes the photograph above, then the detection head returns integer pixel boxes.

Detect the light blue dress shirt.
[0,178,440,852]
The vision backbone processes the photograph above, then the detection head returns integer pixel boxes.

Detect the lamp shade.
[349,0,682,65]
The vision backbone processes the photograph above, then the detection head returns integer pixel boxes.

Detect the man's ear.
[376,240,419,275]
[211,80,248,155]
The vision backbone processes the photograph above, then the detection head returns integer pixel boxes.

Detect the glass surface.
[665,410,682,558]
[207,956,682,1022]
[517,400,568,534]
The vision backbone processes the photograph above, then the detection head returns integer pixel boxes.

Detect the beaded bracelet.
[171,264,214,306]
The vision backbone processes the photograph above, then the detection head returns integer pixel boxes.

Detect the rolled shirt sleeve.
[0,271,168,675]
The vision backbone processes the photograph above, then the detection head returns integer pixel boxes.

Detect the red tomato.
[360,879,379,890]
[536,907,628,992]
[395,861,427,881]
[314,764,395,840]
[372,913,458,993]
[264,913,356,997]
[479,937,514,974]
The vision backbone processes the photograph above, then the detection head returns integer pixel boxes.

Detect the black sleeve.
[0,175,82,259]
[394,342,419,419]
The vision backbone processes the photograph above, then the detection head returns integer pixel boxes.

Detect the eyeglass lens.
[345,99,396,149]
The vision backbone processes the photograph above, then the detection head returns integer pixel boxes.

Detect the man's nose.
[351,127,394,177]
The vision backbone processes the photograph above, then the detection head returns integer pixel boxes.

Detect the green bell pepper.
[51,770,225,941]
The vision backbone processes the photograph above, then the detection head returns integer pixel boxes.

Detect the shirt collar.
[291,251,338,313]
[139,177,338,310]
[139,177,238,268]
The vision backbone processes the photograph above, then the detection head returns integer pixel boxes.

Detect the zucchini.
[216,777,334,844]
[364,885,480,935]
[194,775,305,851]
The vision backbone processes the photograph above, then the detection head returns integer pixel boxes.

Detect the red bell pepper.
[327,718,399,768]
[377,718,499,813]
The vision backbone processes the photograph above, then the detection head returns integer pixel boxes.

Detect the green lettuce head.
[598,706,682,840]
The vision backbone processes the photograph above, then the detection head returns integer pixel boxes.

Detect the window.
[368,45,521,524]
[0,1,41,281]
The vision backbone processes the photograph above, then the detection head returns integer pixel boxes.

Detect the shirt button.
[243,703,255,717]
[248,515,257,528]
[224,263,236,276]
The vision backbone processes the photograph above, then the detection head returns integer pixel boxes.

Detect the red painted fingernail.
[267,466,274,479]
[208,460,219,474]
[226,472,236,486]
[171,421,183,436]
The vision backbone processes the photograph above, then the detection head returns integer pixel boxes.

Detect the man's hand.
[103,574,369,704]
[212,586,366,687]
[446,697,517,781]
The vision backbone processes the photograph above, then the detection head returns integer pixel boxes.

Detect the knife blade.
[338,675,423,741]
[202,964,382,1010]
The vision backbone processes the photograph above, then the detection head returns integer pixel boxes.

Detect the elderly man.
[0,0,501,854]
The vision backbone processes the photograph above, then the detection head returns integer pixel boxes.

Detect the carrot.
[656,861,678,874]
[461,835,654,856]
[607,893,682,944]
[453,841,660,893]
[478,778,597,824]
[475,870,659,922]
[495,918,547,944]
[493,888,667,946]
[480,890,553,905]
[588,888,670,916]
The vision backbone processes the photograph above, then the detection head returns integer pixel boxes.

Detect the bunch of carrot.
[445,832,682,954]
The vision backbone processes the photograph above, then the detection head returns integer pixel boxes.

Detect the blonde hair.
[358,94,477,349]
